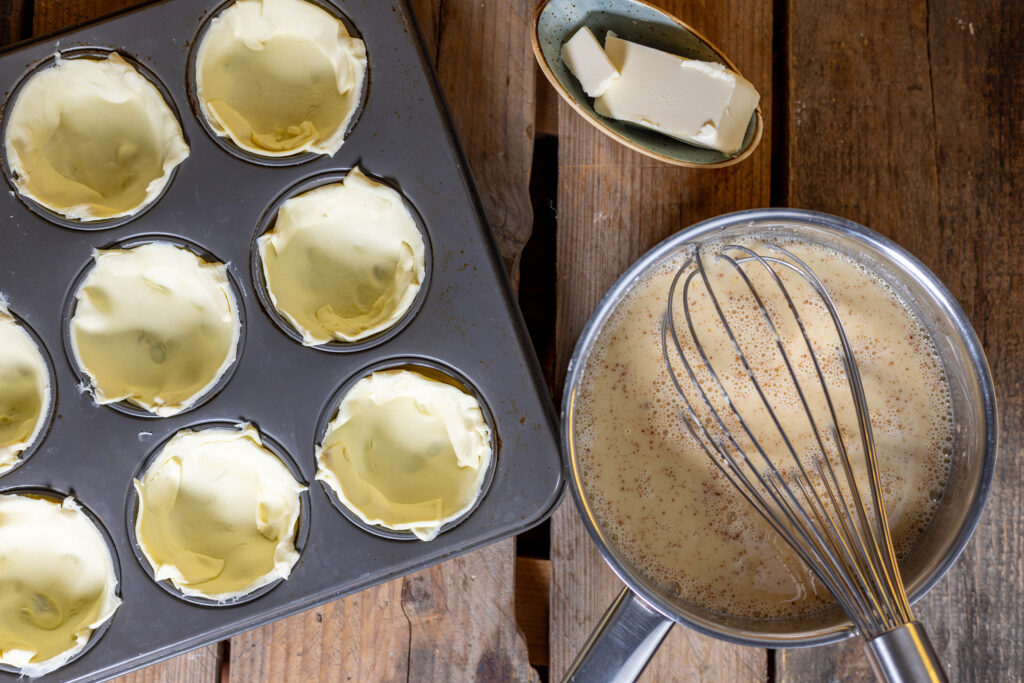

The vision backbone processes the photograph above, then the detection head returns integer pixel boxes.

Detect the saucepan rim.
[560,207,998,648]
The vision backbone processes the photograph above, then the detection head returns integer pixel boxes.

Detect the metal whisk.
[660,242,947,683]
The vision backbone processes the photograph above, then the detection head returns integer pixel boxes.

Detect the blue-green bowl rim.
[531,0,764,168]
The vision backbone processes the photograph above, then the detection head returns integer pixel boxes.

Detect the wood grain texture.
[0,0,25,45]
[401,552,538,682]
[110,647,221,683]
[33,0,137,34]
[228,581,410,682]
[229,0,539,680]
[231,547,538,682]
[535,66,560,137]
[516,557,551,667]
[550,0,772,680]
[431,0,538,278]
[778,0,1024,679]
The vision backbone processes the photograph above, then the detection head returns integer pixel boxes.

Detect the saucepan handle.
[864,622,949,683]
[562,586,674,683]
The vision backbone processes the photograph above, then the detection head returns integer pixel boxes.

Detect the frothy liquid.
[573,237,953,619]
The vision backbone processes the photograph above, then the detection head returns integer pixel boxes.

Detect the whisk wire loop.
[725,246,909,631]
[766,245,912,622]
[661,242,913,640]
[662,262,877,630]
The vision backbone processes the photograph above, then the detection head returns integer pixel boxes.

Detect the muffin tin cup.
[0,47,189,231]
[60,233,248,420]
[249,168,433,352]
[314,357,499,541]
[0,305,57,478]
[0,486,122,676]
[186,0,371,167]
[125,420,312,607]
[0,0,563,680]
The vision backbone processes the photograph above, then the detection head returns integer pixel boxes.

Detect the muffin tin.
[0,0,563,680]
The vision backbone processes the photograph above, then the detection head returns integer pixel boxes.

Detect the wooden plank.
[516,557,551,667]
[535,65,560,137]
[401,551,536,681]
[431,0,538,278]
[0,0,26,45]
[549,0,773,680]
[111,647,221,683]
[228,581,409,682]
[32,0,136,34]
[229,0,540,680]
[777,0,1024,679]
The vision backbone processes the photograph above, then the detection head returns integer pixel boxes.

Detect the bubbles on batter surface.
[573,234,955,621]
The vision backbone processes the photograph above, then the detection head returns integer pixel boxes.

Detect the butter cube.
[561,27,620,98]
[595,33,760,155]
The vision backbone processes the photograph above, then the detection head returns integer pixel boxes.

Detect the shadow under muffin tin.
[0,0,562,680]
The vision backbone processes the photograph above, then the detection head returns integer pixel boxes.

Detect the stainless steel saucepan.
[560,209,997,681]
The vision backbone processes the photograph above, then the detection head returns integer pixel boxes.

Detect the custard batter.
[574,237,953,619]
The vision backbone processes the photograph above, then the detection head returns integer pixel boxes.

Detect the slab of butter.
[196,0,367,157]
[0,494,120,677]
[4,53,189,221]
[316,369,492,541]
[69,242,240,417]
[595,33,760,155]
[0,303,49,474]
[258,167,426,345]
[134,425,304,601]
[561,26,619,97]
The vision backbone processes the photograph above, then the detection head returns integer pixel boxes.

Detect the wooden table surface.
[1,0,1021,680]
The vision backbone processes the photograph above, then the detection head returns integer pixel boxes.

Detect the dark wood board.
[777,0,1024,679]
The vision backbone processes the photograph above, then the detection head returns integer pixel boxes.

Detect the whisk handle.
[865,622,948,683]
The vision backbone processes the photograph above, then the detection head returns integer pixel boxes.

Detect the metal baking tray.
[0,0,564,679]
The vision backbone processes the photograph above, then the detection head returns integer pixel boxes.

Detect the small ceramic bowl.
[532,0,763,167]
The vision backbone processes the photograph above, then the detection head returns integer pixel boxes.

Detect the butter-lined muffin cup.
[315,360,496,541]
[255,167,428,348]
[64,237,244,418]
[0,489,121,677]
[128,422,308,604]
[191,0,368,162]
[0,301,54,476]
[3,49,188,227]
